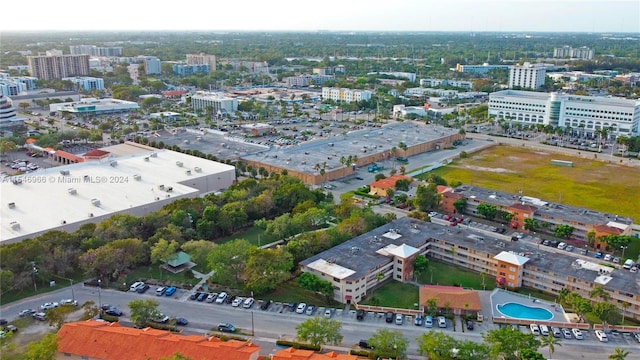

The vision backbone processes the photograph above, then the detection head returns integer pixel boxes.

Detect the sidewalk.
[184,270,215,299]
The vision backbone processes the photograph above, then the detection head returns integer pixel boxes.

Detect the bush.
[349,349,372,357]
[100,314,120,323]
[275,340,321,351]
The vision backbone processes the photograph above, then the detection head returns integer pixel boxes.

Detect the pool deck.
[490,288,569,323]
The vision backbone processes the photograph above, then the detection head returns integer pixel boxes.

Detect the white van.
[530,324,541,336]
[623,259,635,270]
[129,281,145,292]
[551,327,562,338]
[539,325,549,336]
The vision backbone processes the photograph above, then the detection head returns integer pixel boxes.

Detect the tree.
[128,299,161,327]
[206,239,254,286]
[539,334,561,359]
[593,302,621,325]
[295,316,343,349]
[483,327,540,360]
[46,307,67,329]
[414,184,439,212]
[413,255,429,272]
[24,332,58,360]
[453,199,467,214]
[455,340,491,360]
[553,224,574,239]
[150,239,179,267]
[476,203,497,220]
[0,140,17,159]
[609,348,630,360]
[590,285,610,303]
[368,329,407,359]
[417,330,457,359]
[244,247,293,294]
[523,218,538,231]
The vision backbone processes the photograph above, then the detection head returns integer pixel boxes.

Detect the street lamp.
[31,262,38,292]
[621,246,627,260]
[97,279,102,310]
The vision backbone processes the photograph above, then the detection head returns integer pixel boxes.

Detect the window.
[396,267,402,272]
[396,274,401,279]
[397,259,402,264]
[346,289,352,292]
[508,275,515,280]
[509,267,516,272]
[346,281,352,284]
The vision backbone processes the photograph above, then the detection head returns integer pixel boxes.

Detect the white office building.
[139,56,161,75]
[0,95,25,129]
[488,90,640,136]
[62,77,105,91]
[509,62,547,89]
[321,87,372,104]
[190,92,238,114]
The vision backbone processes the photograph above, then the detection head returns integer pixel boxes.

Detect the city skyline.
[3,0,639,33]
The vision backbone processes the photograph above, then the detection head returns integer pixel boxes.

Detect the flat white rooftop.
[306,259,356,280]
[1,147,235,243]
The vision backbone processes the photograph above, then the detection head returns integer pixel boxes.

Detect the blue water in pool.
[496,302,554,321]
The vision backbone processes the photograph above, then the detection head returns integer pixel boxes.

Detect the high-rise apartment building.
[27,55,90,81]
[553,46,594,60]
[508,62,547,89]
[186,53,216,72]
[70,45,123,57]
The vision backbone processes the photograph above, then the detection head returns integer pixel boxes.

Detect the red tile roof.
[509,203,537,213]
[54,150,84,163]
[593,224,624,235]
[84,149,110,157]
[57,320,260,360]
[419,285,482,312]
[272,347,366,360]
[163,90,187,97]
[370,175,411,190]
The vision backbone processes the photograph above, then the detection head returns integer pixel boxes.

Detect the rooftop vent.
[88,213,94,218]
[90,198,101,207]
[194,167,202,173]
[10,221,20,230]
[176,161,183,167]
[185,170,191,175]
[8,202,16,209]
[151,153,158,158]
[133,174,141,181]
[158,184,165,190]
[68,188,77,195]
[60,170,70,175]
[144,157,150,161]
[110,160,118,167]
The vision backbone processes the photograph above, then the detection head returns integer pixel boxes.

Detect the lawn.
[264,279,340,307]
[421,145,640,219]
[416,260,496,291]
[122,266,200,289]
[217,226,277,247]
[0,272,86,306]
[360,281,420,309]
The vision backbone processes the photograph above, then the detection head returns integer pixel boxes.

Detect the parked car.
[136,284,150,294]
[305,305,316,316]
[217,322,236,333]
[33,312,46,321]
[604,254,613,262]
[243,297,255,309]
[356,309,365,321]
[425,316,433,328]
[206,293,217,303]
[633,332,640,343]
[358,340,373,349]
[197,293,207,302]
[40,302,59,311]
[164,286,177,296]
[414,314,423,326]
[438,316,447,328]
[2,325,17,333]
[395,314,404,325]
[565,245,574,252]
[156,287,167,296]
[215,292,228,304]
[466,320,474,330]
[153,314,170,324]
[232,297,244,307]
[595,330,608,342]
[557,242,567,250]
[551,327,562,338]
[595,252,603,259]
[571,328,584,340]
[60,299,78,306]
[385,312,394,323]
[530,324,541,336]
[260,300,273,310]
[189,292,200,301]
[296,303,307,314]
[562,328,572,339]
[104,307,123,316]
[324,309,332,318]
[174,317,189,326]
[129,281,145,292]
[18,309,36,318]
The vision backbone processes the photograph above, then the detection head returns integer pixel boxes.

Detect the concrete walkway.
[182,270,215,300]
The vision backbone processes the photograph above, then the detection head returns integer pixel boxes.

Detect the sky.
[2,0,639,33]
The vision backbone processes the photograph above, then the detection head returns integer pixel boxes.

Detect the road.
[2,284,638,359]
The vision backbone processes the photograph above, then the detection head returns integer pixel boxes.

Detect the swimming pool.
[496,302,554,321]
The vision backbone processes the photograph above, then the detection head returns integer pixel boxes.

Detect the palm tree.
[608,348,630,360]
[620,301,631,324]
[590,285,610,303]
[540,334,562,359]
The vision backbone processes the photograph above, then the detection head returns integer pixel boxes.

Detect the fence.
[492,316,590,330]
[353,303,424,316]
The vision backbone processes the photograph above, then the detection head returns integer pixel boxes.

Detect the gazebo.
[161,251,196,274]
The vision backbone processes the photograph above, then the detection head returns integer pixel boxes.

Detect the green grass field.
[264,279,340,307]
[217,226,277,247]
[416,260,496,291]
[360,281,420,309]
[422,145,640,219]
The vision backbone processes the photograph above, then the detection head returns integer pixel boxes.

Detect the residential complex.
[553,46,595,60]
[1,143,236,244]
[61,76,105,91]
[140,56,162,75]
[69,45,123,57]
[420,78,473,90]
[455,63,510,74]
[440,184,634,243]
[190,91,239,114]
[0,95,25,130]
[26,54,90,80]
[321,87,372,104]
[173,64,210,76]
[0,74,38,96]
[299,217,640,320]
[488,90,640,136]
[186,53,217,71]
[286,74,334,87]
[508,62,547,89]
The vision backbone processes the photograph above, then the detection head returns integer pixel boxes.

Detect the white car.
[60,299,78,306]
[40,302,59,311]
[595,330,608,342]
[242,297,255,309]
[561,328,572,339]
[571,328,583,340]
[206,293,217,303]
[557,242,567,250]
[604,254,613,262]
[324,309,332,318]
[296,303,307,314]
[215,292,228,304]
[232,297,244,307]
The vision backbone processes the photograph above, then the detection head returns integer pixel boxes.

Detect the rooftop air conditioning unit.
[158,184,165,190]
[91,198,101,207]
[194,167,202,173]
[133,174,141,181]
[110,161,118,167]
[176,161,183,167]
[185,170,191,175]
[144,157,149,161]
[151,153,158,157]
[60,170,70,175]
[68,188,77,195]
[10,221,20,230]
[8,202,16,209]
[88,213,94,217]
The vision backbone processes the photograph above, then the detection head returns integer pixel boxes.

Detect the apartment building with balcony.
[508,62,547,89]
[321,87,372,104]
[27,54,90,81]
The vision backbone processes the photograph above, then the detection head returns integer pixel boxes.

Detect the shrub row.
[275,340,321,351]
